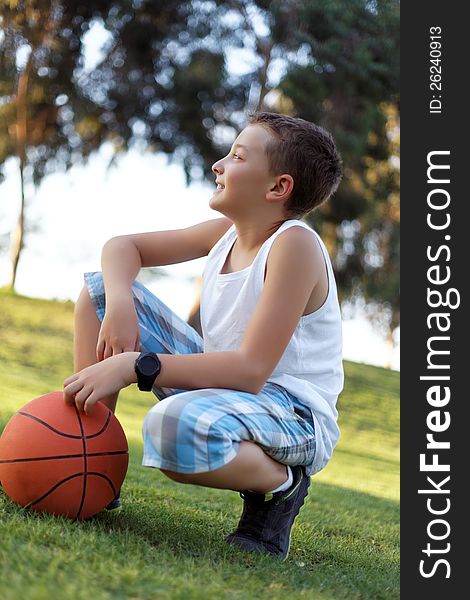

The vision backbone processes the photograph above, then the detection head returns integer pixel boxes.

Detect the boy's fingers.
[63,381,83,404]
[64,380,83,396]
[63,373,79,387]
[73,386,92,412]
[84,394,96,416]
[96,339,104,361]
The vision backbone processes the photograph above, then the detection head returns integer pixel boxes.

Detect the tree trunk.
[8,165,26,292]
[8,49,32,292]
[384,327,396,370]
[255,38,274,112]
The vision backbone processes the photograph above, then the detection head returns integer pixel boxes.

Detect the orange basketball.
[0,391,128,520]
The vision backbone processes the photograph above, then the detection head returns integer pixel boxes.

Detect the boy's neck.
[230,215,293,254]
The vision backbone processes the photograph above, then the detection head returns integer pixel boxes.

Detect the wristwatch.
[134,352,161,391]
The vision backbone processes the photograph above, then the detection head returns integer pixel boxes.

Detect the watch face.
[140,355,158,376]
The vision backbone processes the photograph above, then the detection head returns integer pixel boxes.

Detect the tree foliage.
[0,0,399,344]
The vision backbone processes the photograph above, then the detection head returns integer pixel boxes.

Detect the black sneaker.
[105,491,122,510]
[225,465,310,561]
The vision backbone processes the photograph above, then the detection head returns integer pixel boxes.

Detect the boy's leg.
[76,270,205,410]
[162,440,289,493]
[73,285,122,509]
[142,384,315,560]
[76,270,203,511]
[73,285,119,413]
[142,383,315,486]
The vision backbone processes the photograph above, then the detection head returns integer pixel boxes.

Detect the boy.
[63,111,344,561]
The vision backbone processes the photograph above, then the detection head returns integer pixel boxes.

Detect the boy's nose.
[212,160,224,175]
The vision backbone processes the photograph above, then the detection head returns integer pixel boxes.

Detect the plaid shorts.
[84,272,317,476]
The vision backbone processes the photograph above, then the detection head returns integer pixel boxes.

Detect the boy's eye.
[231,153,240,159]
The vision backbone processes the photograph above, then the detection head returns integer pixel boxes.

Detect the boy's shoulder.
[265,223,330,315]
[265,223,326,283]
[269,222,324,266]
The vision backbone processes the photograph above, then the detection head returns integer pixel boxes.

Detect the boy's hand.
[96,297,140,361]
[63,353,138,415]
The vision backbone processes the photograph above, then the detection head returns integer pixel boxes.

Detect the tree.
[1,0,399,355]
[0,0,245,289]
[0,0,114,289]
[333,102,399,365]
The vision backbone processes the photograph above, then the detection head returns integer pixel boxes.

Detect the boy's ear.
[266,174,294,203]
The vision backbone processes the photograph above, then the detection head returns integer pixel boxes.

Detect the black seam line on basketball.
[94,471,117,498]
[17,410,112,439]
[29,472,117,509]
[28,472,83,508]
[0,450,128,464]
[74,404,88,521]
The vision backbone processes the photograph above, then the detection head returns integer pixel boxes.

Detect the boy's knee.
[76,284,89,303]
[143,405,190,481]
[143,402,165,431]
[143,398,197,454]
[142,403,172,449]
[75,285,96,317]
[160,468,189,483]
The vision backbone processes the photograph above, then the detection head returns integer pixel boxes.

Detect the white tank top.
[200,219,344,474]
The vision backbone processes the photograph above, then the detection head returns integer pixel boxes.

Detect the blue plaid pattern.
[84,272,317,476]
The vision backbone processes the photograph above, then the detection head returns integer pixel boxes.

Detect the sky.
[0,18,399,371]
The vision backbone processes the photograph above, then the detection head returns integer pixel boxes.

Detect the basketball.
[0,391,128,520]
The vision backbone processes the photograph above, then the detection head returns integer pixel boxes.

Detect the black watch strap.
[134,352,161,392]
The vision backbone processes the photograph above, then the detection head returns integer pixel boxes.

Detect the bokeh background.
[0,0,399,369]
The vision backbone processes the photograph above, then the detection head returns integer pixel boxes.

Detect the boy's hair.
[247,111,343,219]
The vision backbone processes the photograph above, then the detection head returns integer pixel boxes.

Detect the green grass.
[0,288,399,599]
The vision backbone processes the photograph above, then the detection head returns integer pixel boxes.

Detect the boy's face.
[210,125,278,219]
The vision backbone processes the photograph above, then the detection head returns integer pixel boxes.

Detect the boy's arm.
[101,237,142,307]
[127,349,260,394]
[101,217,233,307]
[132,226,321,394]
[64,226,320,411]
[237,226,322,390]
